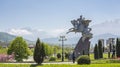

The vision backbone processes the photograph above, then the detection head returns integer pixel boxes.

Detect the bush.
[65,52,69,59]
[57,53,61,59]
[49,57,56,61]
[77,55,91,64]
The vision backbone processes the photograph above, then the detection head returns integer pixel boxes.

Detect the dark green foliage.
[98,40,103,58]
[82,50,85,55]
[41,43,46,57]
[108,43,112,58]
[33,38,45,64]
[103,45,104,52]
[94,44,99,59]
[77,55,91,64]
[108,52,110,58]
[65,52,69,59]
[49,57,56,61]
[116,38,120,57]
[109,43,112,52]
[112,45,115,58]
[57,53,61,59]
[7,37,30,62]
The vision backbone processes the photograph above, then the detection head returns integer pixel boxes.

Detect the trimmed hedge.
[49,57,56,61]
[57,53,61,59]
[77,55,91,64]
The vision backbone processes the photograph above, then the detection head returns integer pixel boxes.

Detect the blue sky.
[0,0,120,40]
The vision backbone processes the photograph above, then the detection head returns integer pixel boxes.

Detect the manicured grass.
[90,53,108,60]
[0,64,120,67]
[1,53,120,67]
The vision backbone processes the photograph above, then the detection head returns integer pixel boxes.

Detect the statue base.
[74,37,90,58]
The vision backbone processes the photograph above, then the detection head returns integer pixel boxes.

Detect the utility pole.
[59,35,67,62]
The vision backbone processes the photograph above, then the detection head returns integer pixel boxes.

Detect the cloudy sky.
[0,0,120,40]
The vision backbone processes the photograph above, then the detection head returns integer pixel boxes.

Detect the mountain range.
[42,33,119,45]
[0,19,120,46]
[0,32,16,42]
[0,32,34,44]
[0,31,119,46]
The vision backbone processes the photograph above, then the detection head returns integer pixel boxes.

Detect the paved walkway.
[1,62,76,64]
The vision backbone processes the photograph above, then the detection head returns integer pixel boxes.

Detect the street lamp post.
[59,35,67,62]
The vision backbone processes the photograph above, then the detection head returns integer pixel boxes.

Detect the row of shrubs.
[77,55,120,64]
[47,55,120,64]
[49,57,56,61]
[49,55,91,64]
[77,55,91,64]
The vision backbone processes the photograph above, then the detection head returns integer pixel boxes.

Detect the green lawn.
[1,53,119,67]
[90,53,108,60]
[0,64,120,67]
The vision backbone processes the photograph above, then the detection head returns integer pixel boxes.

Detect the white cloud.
[91,19,120,36]
[8,28,32,36]
[6,28,66,40]
[48,29,66,37]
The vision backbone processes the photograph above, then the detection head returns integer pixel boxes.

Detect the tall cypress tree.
[109,43,112,52]
[33,38,45,64]
[94,44,99,59]
[98,40,103,58]
[116,38,120,57]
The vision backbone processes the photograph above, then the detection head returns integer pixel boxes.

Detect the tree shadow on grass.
[30,64,43,67]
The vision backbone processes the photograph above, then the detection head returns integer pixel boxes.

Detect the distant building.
[106,38,115,51]
[28,45,35,49]
[106,38,115,46]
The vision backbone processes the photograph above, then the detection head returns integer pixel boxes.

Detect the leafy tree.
[94,44,99,59]
[116,38,120,57]
[57,53,61,59]
[44,44,49,56]
[7,37,30,62]
[98,40,103,58]
[0,45,2,49]
[0,47,8,54]
[33,38,45,64]
[44,43,54,56]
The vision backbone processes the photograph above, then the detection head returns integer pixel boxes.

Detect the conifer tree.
[116,38,120,57]
[98,40,103,58]
[33,38,45,64]
[94,44,99,59]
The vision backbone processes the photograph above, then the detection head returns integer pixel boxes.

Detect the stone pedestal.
[74,37,90,58]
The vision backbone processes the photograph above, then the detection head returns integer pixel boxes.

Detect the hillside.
[0,32,16,42]
[0,32,34,44]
